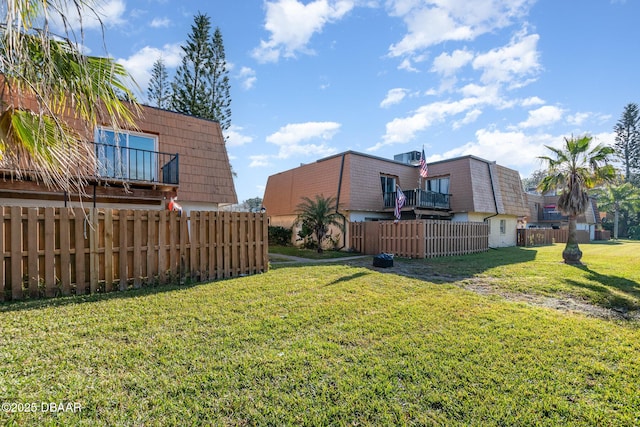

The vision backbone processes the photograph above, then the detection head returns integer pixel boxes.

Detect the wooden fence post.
[10,206,22,300]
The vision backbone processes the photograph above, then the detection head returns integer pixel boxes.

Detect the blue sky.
[70,0,639,202]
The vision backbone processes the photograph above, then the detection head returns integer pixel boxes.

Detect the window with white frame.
[500,219,506,234]
[95,127,158,182]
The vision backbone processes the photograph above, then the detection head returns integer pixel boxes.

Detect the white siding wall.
[453,212,518,247]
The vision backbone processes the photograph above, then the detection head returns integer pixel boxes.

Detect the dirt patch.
[343,257,640,322]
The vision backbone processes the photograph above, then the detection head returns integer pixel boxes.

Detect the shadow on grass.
[348,246,539,280]
[0,279,216,313]
[325,271,371,286]
[565,265,640,311]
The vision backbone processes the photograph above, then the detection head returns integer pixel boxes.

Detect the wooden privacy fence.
[350,220,488,258]
[517,229,567,247]
[1,207,269,301]
[516,228,594,247]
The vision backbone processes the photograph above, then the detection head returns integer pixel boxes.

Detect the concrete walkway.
[268,253,369,264]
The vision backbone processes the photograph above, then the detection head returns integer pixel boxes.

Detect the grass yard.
[1,242,639,426]
[387,240,640,313]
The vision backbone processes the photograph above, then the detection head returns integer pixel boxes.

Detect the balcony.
[540,206,567,221]
[92,142,179,186]
[383,189,450,210]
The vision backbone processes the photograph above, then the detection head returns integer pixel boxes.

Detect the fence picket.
[44,208,56,297]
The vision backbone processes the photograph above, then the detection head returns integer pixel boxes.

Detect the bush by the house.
[268,226,293,246]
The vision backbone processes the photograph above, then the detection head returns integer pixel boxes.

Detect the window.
[500,219,506,234]
[95,127,158,182]
[380,175,396,193]
[380,175,397,207]
[425,176,449,194]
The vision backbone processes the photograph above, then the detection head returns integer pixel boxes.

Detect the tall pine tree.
[147,58,170,109]
[171,12,213,118]
[613,103,640,182]
[209,26,232,140]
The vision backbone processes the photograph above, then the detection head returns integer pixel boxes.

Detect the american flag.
[419,147,428,178]
[394,186,406,220]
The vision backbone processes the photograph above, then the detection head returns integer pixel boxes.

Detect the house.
[524,193,602,241]
[0,76,236,212]
[262,150,530,248]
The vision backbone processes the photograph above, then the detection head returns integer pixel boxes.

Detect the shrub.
[268,226,293,246]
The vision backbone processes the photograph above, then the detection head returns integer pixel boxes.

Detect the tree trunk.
[614,207,619,240]
[316,230,324,253]
[563,214,583,264]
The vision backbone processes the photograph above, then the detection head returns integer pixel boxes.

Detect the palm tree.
[538,135,615,264]
[0,0,138,196]
[592,182,640,239]
[295,195,343,253]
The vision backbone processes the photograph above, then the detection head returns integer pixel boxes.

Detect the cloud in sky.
[370,25,543,151]
[472,31,541,87]
[118,43,182,92]
[431,49,474,76]
[237,67,257,90]
[386,0,535,57]
[518,105,565,129]
[252,0,355,62]
[266,121,340,159]
[226,125,254,147]
[433,128,558,174]
[380,88,408,108]
[51,0,127,33]
[249,154,272,168]
[150,17,171,28]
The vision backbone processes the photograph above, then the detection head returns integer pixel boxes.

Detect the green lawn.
[1,242,639,426]
[401,240,640,312]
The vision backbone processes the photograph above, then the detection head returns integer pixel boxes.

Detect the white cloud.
[518,105,564,129]
[266,121,340,158]
[51,0,127,32]
[472,31,541,87]
[225,125,254,147]
[521,96,545,106]
[387,0,535,57]
[150,17,171,28]
[118,43,182,91]
[459,83,499,100]
[438,128,557,174]
[252,0,355,63]
[237,67,257,90]
[249,155,272,168]
[380,88,408,108]
[566,112,611,127]
[453,109,482,129]
[397,58,419,72]
[372,98,482,150]
[431,49,474,76]
[428,128,618,178]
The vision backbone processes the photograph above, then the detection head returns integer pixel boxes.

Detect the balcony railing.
[540,209,567,221]
[92,142,179,185]
[383,189,450,210]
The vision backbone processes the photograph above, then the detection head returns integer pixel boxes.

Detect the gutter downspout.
[335,153,347,250]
